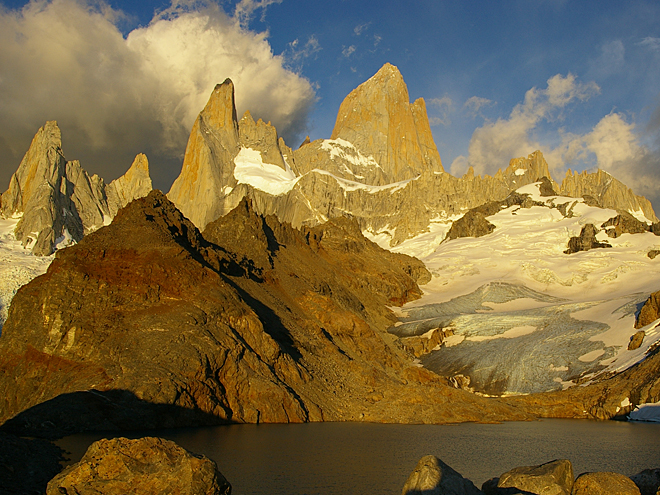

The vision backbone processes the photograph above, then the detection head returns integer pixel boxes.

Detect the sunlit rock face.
[0,121,152,255]
[561,168,657,222]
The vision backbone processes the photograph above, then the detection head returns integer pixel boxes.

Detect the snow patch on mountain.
[320,138,382,170]
[233,147,300,195]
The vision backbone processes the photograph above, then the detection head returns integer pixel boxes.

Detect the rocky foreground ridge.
[0,121,152,255]
[0,190,537,436]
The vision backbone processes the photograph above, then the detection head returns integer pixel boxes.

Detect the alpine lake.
[55,418,660,494]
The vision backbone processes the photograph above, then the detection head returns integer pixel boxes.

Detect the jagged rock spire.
[330,63,444,182]
[1,121,153,255]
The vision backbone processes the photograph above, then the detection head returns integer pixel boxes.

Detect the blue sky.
[1,0,659,207]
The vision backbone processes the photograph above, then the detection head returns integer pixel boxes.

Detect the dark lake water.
[56,419,660,494]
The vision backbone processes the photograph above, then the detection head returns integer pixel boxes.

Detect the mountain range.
[0,63,659,434]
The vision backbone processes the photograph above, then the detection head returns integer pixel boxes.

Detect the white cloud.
[453,74,660,206]
[354,22,370,35]
[233,0,282,28]
[428,96,453,127]
[638,37,660,51]
[452,74,599,177]
[464,96,494,117]
[342,45,356,58]
[283,35,321,72]
[0,0,315,189]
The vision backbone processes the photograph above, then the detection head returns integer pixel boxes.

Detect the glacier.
[374,182,660,395]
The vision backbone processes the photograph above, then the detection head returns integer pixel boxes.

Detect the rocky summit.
[0,121,153,255]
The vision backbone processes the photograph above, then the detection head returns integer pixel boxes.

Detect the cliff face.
[561,168,658,222]
[0,121,152,255]
[319,62,443,183]
[0,191,532,434]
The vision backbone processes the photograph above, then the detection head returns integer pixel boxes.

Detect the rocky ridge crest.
[166,64,657,246]
[0,121,153,255]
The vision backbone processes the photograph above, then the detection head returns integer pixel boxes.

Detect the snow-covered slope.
[367,182,660,395]
[0,218,53,330]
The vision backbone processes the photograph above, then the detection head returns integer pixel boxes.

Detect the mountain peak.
[330,63,443,183]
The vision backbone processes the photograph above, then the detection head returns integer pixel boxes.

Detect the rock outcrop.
[564,224,612,254]
[401,455,481,495]
[630,468,660,495]
[165,65,657,247]
[0,121,152,255]
[316,62,444,183]
[629,331,646,350]
[0,191,532,435]
[601,212,650,238]
[445,210,495,240]
[636,291,660,329]
[46,437,231,495]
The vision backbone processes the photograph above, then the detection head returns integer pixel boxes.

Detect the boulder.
[571,472,640,495]
[629,331,646,351]
[497,459,574,495]
[401,455,481,495]
[648,250,660,260]
[46,437,231,495]
[630,468,660,495]
[564,224,612,254]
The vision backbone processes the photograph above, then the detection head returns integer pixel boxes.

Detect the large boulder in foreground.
[497,459,574,495]
[572,472,640,495]
[401,455,481,495]
[46,437,230,495]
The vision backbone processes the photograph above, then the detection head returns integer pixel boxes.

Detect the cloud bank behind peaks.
[450,74,600,177]
[0,0,315,187]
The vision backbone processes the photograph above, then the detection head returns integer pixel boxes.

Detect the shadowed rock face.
[0,191,531,435]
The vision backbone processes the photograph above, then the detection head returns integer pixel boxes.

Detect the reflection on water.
[56,419,660,495]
